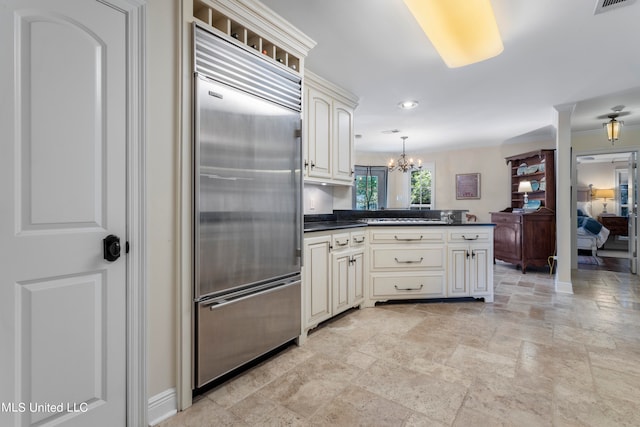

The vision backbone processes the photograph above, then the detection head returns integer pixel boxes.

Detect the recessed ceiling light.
[398,100,419,110]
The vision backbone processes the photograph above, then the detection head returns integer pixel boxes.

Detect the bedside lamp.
[593,188,615,213]
[518,181,533,206]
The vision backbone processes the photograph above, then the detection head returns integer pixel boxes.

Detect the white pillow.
[577,201,593,217]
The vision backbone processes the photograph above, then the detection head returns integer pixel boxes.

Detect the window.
[353,166,388,210]
[410,164,435,209]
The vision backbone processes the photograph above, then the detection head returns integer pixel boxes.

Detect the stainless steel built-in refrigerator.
[193,25,302,389]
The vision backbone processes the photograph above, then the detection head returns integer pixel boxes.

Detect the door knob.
[103,234,121,262]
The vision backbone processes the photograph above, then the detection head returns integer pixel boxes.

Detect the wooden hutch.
[491,149,556,273]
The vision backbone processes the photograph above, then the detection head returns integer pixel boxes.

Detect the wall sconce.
[518,180,533,206]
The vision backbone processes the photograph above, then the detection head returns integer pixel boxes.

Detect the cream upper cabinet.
[306,86,332,179]
[332,100,355,182]
[304,71,358,185]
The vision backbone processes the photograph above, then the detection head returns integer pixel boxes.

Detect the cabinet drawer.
[370,228,445,244]
[448,230,491,243]
[350,230,367,247]
[371,273,445,299]
[332,232,351,249]
[371,247,444,270]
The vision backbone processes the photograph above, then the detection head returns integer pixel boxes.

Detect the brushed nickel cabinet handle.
[394,257,424,264]
[335,239,349,247]
[353,237,365,243]
[394,235,423,241]
[462,235,479,240]
[394,284,424,291]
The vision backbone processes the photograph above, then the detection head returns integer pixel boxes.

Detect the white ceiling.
[260,0,640,153]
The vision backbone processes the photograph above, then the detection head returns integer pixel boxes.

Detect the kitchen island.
[301,211,495,338]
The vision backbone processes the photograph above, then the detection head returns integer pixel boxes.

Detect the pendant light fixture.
[602,105,626,144]
[604,114,623,143]
[388,136,422,173]
[403,0,503,68]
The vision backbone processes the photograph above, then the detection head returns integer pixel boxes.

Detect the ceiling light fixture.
[604,107,624,144]
[388,136,422,173]
[403,0,504,68]
[398,100,419,110]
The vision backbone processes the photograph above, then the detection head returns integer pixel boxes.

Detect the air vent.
[594,0,636,14]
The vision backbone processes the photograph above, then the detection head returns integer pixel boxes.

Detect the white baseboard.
[148,387,177,426]
[555,279,573,294]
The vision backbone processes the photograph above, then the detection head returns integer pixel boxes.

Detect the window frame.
[352,165,388,210]
[409,162,435,209]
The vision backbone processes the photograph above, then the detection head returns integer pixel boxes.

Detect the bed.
[576,195,610,256]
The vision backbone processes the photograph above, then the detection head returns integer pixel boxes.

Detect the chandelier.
[388,136,422,173]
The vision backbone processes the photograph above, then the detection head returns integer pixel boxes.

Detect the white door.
[0,1,128,426]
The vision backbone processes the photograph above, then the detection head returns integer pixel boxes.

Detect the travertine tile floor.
[161,263,640,426]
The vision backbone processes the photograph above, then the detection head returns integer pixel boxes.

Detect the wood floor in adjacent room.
[160,262,640,426]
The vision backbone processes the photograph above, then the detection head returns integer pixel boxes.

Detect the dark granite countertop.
[303,220,367,233]
[303,221,495,232]
[304,211,496,232]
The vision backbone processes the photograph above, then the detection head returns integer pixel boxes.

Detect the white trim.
[178,0,194,411]
[148,388,178,426]
[116,0,148,425]
[555,279,574,294]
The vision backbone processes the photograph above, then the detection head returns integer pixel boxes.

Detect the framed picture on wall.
[456,173,481,199]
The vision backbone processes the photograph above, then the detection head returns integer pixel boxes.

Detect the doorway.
[574,150,638,274]
[0,1,147,426]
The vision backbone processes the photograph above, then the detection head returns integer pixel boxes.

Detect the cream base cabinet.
[332,248,364,315]
[303,234,332,330]
[303,229,366,338]
[303,71,358,185]
[447,230,494,302]
[368,228,447,303]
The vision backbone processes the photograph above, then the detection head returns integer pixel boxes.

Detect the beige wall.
[356,140,556,223]
[147,0,178,398]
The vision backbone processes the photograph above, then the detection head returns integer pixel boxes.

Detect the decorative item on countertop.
[531,180,539,191]
[465,213,478,222]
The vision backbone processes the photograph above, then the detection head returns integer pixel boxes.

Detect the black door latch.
[103,234,121,262]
